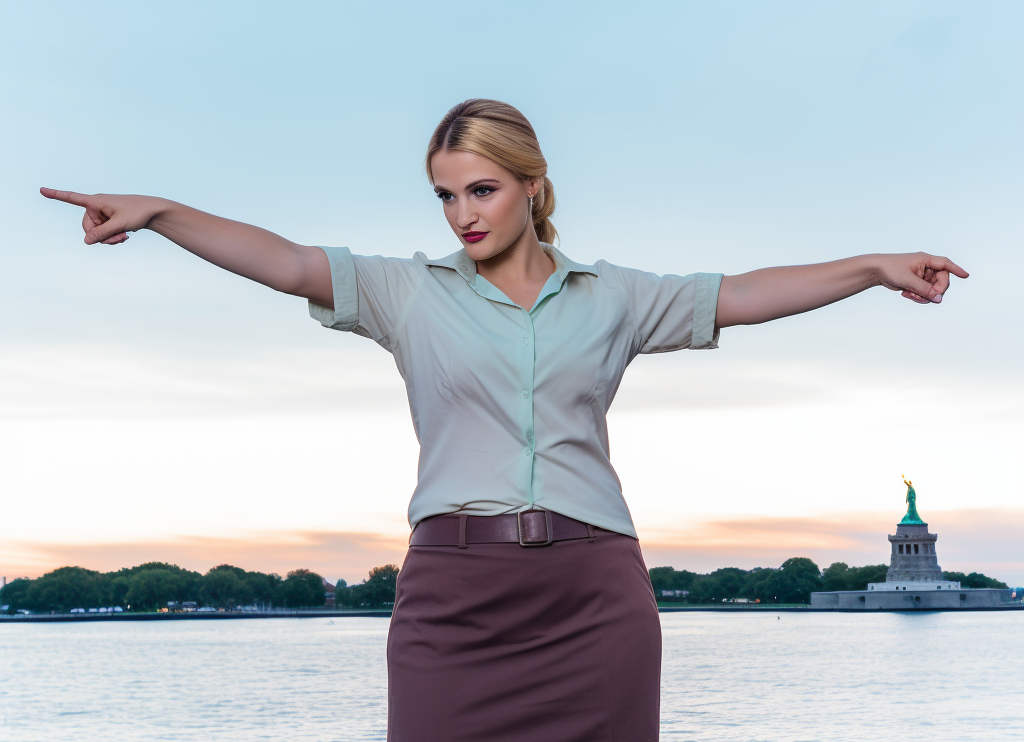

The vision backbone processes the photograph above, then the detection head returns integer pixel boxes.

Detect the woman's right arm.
[39,188,334,308]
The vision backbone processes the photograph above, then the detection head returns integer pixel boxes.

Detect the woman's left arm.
[715,252,969,328]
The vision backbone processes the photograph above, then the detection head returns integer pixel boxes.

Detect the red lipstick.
[463,231,488,243]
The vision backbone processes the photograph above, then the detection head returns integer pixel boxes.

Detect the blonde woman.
[41,99,967,741]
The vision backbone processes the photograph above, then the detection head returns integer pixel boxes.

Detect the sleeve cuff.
[692,272,723,349]
[308,245,359,331]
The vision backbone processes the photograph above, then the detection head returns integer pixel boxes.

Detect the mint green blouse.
[309,243,723,538]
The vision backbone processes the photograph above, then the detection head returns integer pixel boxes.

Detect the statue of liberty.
[900,475,925,524]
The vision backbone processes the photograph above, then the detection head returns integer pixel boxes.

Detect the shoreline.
[0,609,393,623]
[3,604,1023,623]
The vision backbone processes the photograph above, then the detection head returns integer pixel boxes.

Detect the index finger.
[928,255,969,280]
[40,187,90,207]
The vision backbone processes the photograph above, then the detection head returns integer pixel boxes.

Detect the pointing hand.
[40,188,165,245]
[875,252,969,304]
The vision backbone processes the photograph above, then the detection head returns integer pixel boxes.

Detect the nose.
[455,200,477,230]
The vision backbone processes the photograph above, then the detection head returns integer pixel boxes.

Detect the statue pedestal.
[886,522,945,582]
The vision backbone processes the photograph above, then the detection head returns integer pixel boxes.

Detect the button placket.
[520,308,537,508]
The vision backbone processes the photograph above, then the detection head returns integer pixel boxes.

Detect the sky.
[2,2,1022,585]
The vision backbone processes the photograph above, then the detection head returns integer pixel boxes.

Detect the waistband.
[410,509,605,548]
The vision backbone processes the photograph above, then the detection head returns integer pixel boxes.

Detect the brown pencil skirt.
[386,526,662,742]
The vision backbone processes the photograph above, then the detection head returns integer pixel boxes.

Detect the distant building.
[865,520,960,592]
[323,577,335,608]
[812,480,1015,611]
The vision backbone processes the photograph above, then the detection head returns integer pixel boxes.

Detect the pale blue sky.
[2,2,1022,582]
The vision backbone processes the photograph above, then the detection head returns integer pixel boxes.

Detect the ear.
[525,177,541,198]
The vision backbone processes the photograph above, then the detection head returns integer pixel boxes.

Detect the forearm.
[147,199,329,301]
[715,255,879,328]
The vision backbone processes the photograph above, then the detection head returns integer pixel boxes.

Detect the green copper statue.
[900,475,925,524]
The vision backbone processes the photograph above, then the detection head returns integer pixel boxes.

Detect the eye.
[473,186,494,197]
[436,192,453,202]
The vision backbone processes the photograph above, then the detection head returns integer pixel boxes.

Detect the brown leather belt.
[410,509,599,548]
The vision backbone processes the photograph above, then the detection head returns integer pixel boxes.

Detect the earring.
[529,195,533,214]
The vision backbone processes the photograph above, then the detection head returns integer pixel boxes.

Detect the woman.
[41,99,967,741]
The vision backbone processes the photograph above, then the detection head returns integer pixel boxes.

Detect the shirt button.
[523,447,531,456]
[521,390,529,399]
[521,337,529,344]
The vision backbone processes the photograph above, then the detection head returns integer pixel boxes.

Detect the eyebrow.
[434,178,502,194]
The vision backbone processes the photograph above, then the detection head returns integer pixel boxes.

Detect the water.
[1,612,1020,741]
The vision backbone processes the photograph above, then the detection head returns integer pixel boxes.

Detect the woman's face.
[430,149,538,260]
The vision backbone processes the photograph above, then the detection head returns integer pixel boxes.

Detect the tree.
[648,566,699,602]
[845,564,888,590]
[334,579,349,606]
[247,571,283,607]
[360,565,399,608]
[944,571,1009,589]
[279,569,326,608]
[822,562,850,592]
[339,565,400,608]
[109,562,202,609]
[757,558,821,604]
[689,568,749,603]
[648,567,697,597]
[742,567,773,598]
[125,569,189,611]
[0,578,33,613]
[201,566,255,608]
[26,566,110,613]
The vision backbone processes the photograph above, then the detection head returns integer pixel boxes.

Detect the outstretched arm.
[715,253,969,328]
[39,188,335,308]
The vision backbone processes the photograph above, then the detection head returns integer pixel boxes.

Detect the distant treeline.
[0,562,397,614]
[2,558,1009,613]
[650,559,1010,604]
[334,565,399,609]
[940,571,1009,589]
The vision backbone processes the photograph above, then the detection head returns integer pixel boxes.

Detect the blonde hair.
[426,99,557,245]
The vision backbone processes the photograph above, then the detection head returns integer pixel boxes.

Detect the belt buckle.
[517,509,553,547]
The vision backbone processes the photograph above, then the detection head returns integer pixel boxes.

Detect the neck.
[475,226,554,285]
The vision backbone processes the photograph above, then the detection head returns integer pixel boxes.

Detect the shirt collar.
[424,242,598,285]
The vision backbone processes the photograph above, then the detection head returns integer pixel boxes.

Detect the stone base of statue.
[882,522,949,583]
[867,580,961,591]
[811,586,1013,610]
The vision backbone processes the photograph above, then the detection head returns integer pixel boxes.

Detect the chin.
[463,239,507,261]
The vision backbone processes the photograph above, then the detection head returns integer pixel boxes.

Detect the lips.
[463,231,488,243]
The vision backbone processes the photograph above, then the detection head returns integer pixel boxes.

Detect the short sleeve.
[603,263,724,354]
[307,246,420,346]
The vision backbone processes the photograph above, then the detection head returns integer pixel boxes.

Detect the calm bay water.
[1,612,1021,741]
